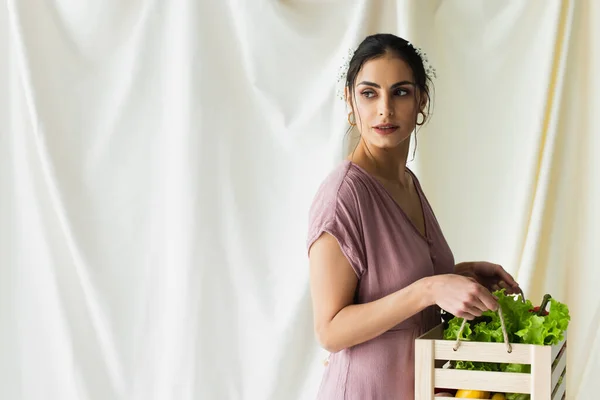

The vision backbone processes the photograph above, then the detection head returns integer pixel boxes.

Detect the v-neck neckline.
[347,160,430,243]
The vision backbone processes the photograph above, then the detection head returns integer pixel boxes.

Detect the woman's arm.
[309,233,497,353]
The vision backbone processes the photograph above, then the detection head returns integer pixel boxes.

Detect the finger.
[495,267,519,288]
[497,280,522,295]
[464,279,497,312]
[456,310,477,320]
[467,300,487,315]
[476,287,499,311]
[497,280,518,294]
[491,284,501,292]
[471,288,498,313]
[514,286,525,298]
[505,284,521,295]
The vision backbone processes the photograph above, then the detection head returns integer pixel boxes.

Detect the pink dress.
[306,161,455,400]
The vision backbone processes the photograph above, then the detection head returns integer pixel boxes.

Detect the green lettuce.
[506,394,530,400]
[443,290,570,400]
[443,289,570,346]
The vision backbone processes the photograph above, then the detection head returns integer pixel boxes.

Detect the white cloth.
[1,1,597,399]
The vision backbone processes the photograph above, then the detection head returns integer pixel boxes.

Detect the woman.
[306,33,520,399]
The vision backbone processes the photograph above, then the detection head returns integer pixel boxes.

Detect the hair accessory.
[336,48,355,101]
[406,41,437,80]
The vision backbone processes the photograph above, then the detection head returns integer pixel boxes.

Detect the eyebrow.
[357,80,415,89]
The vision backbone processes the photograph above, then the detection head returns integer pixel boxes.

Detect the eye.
[395,88,409,96]
[361,90,376,98]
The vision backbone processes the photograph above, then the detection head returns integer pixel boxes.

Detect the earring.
[348,112,356,126]
[416,112,425,126]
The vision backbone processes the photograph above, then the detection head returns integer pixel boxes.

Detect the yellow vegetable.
[491,394,506,400]
[455,389,491,398]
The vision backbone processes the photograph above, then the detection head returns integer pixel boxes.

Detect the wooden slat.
[435,340,531,363]
[415,339,434,400]
[530,345,552,400]
[551,334,567,362]
[552,342,567,370]
[551,347,567,389]
[552,377,566,400]
[416,325,568,400]
[434,369,531,393]
[434,397,490,400]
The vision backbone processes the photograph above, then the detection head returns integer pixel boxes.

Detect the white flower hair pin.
[336,48,355,101]
[406,41,437,80]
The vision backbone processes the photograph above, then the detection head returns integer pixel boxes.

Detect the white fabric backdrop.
[1,1,597,399]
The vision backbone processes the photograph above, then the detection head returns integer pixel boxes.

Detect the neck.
[351,138,411,186]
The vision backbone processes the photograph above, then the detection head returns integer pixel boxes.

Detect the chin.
[369,133,410,149]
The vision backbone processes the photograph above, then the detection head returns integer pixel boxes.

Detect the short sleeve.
[306,176,366,278]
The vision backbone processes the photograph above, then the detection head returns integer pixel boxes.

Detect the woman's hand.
[427,274,498,320]
[455,261,521,294]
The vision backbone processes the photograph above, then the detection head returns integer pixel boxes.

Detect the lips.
[373,124,399,135]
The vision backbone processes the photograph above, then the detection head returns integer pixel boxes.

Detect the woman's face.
[347,54,424,150]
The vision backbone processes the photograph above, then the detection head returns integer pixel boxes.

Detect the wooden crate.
[415,324,567,400]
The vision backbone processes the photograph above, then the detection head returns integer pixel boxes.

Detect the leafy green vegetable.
[501,363,530,374]
[444,290,570,346]
[442,290,570,400]
[506,393,530,400]
[514,297,570,345]
[452,360,501,371]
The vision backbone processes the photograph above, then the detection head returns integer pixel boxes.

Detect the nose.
[378,95,393,116]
